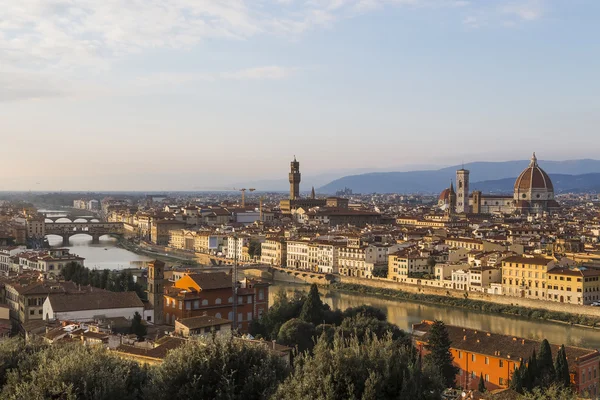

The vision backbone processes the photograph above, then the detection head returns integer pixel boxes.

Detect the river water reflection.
[270,282,600,349]
[47,234,151,271]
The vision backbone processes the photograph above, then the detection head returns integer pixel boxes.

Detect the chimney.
[512,337,517,341]
[272,340,276,350]
[522,339,525,345]
[487,333,491,337]
[463,335,467,341]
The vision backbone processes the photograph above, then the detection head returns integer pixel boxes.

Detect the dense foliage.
[146,336,288,400]
[131,311,147,340]
[510,339,573,397]
[250,285,409,353]
[0,336,286,400]
[61,262,146,300]
[273,332,444,400]
[0,339,147,400]
[332,282,600,326]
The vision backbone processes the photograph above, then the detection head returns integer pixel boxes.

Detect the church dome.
[439,188,450,201]
[514,153,554,192]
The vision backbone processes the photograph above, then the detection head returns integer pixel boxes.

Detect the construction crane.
[239,188,255,208]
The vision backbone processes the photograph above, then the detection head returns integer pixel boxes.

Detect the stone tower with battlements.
[148,259,165,325]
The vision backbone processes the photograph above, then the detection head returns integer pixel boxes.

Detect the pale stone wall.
[338,276,600,318]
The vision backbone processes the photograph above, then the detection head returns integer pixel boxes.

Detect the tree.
[274,331,443,400]
[342,305,386,322]
[510,363,524,394]
[527,349,538,390]
[427,256,437,270]
[424,321,458,388]
[554,345,570,388]
[130,312,147,341]
[518,384,577,400]
[299,284,325,325]
[338,313,408,344]
[1,342,147,400]
[478,372,486,393]
[146,336,287,400]
[249,289,306,340]
[248,240,262,259]
[277,318,316,353]
[537,339,556,388]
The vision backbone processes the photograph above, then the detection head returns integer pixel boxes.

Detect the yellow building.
[546,267,600,305]
[501,255,554,300]
[260,238,286,267]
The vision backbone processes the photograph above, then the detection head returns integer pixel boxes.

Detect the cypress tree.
[537,339,556,388]
[424,320,458,388]
[299,284,325,325]
[478,372,486,393]
[520,359,531,392]
[527,349,538,390]
[510,363,524,394]
[554,344,571,388]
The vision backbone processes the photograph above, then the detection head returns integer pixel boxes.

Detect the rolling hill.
[318,159,600,194]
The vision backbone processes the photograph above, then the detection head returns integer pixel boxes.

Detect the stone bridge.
[45,221,124,245]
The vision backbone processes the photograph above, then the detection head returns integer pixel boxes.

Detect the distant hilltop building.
[439,153,560,215]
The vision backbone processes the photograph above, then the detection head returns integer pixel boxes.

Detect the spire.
[311,186,315,199]
[530,152,538,167]
[450,180,455,193]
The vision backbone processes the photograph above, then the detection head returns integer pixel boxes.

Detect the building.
[286,240,310,270]
[338,240,395,279]
[301,208,381,227]
[260,238,287,267]
[174,315,232,337]
[0,246,26,275]
[151,220,186,245]
[163,272,269,332]
[25,216,45,239]
[513,153,560,214]
[413,321,600,397]
[387,249,431,281]
[17,248,85,277]
[148,260,165,324]
[43,291,145,322]
[501,255,554,300]
[546,267,600,305]
[439,153,560,215]
[280,157,327,214]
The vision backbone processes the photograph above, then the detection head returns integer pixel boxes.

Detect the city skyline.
[2,0,600,190]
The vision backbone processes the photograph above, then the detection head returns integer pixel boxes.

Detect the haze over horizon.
[2,0,600,191]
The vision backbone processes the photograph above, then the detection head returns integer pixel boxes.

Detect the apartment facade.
[501,255,554,300]
[387,249,430,281]
[260,239,287,267]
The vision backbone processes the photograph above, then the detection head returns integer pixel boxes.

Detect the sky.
[1,0,600,191]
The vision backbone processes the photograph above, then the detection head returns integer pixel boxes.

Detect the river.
[47,234,151,271]
[270,282,600,350]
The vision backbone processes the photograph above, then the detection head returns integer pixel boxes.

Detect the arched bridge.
[45,221,124,246]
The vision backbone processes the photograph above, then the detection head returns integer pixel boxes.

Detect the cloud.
[502,0,544,21]
[221,65,296,80]
[0,71,67,102]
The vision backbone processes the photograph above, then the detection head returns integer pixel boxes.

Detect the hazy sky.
[1,0,599,191]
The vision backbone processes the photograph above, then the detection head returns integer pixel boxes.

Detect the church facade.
[439,153,559,215]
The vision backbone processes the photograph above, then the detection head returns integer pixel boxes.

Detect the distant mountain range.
[318,159,600,194]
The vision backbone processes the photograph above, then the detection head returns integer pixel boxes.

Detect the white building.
[286,240,310,270]
[0,246,26,276]
[43,291,145,322]
[18,249,85,277]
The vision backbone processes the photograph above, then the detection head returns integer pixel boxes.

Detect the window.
[202,299,208,306]
[458,351,462,359]
[216,313,222,319]
[247,312,252,321]
[499,360,504,368]
[215,298,222,305]
[471,354,476,362]
[228,312,234,320]
[29,310,34,315]
[237,313,243,322]
[248,296,253,304]
[485,374,490,382]
[499,377,505,386]
[186,302,191,310]
[228,297,233,303]
[179,301,182,310]
[471,371,476,379]
[485,357,489,365]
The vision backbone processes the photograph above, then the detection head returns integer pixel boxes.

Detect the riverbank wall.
[338,276,600,318]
